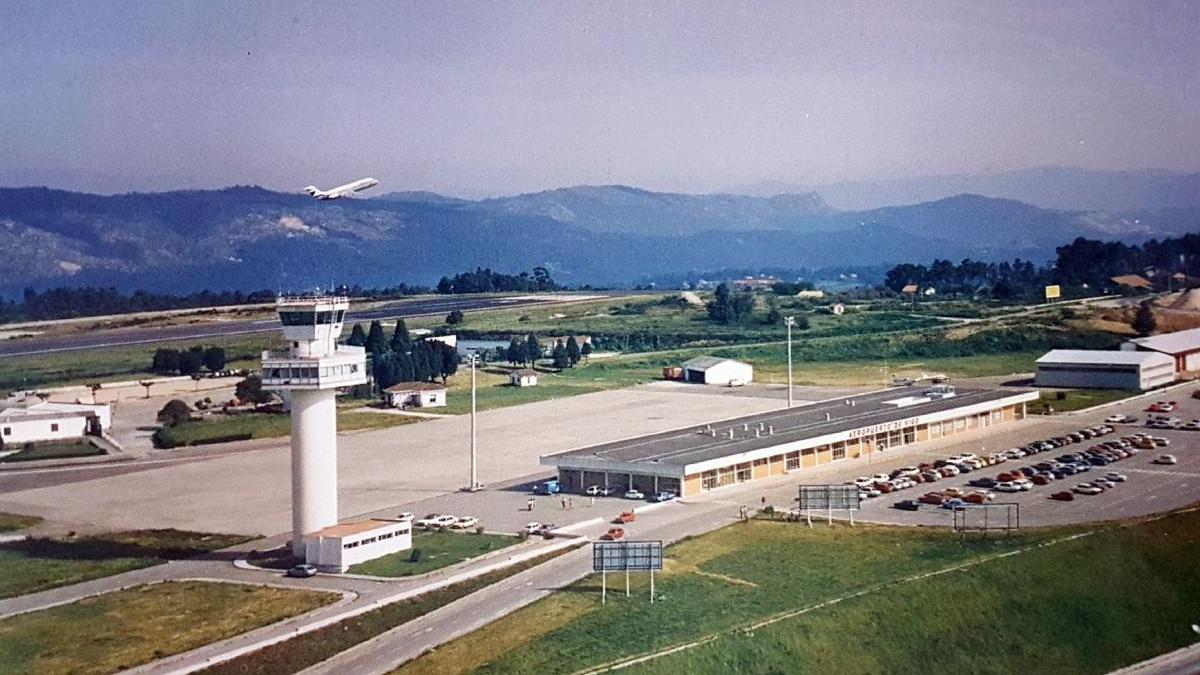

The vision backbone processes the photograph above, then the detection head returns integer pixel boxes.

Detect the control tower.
[261,295,367,557]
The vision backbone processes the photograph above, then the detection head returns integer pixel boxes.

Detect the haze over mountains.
[0,167,1196,295]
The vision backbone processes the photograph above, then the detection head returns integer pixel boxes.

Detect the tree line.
[435,267,560,294]
[151,345,227,376]
[345,319,461,390]
[1,287,278,323]
[883,233,1200,299]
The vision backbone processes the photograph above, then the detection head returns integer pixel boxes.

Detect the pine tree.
[1131,301,1157,336]
[390,319,412,352]
[525,334,541,367]
[580,341,593,362]
[565,336,581,366]
[366,320,388,354]
[552,340,570,369]
[507,337,523,365]
[347,323,368,347]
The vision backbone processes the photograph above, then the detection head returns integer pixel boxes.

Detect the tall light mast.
[261,295,367,557]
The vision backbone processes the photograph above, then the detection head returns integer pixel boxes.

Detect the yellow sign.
[1044,285,1061,300]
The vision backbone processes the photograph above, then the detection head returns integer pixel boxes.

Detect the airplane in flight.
[302,177,379,200]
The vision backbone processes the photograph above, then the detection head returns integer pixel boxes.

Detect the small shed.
[681,357,754,386]
[303,518,413,573]
[383,382,447,408]
[509,369,539,387]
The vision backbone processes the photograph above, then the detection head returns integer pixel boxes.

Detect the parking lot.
[813,386,1200,528]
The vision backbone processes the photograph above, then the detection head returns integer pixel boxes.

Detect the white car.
[1154,454,1178,465]
[862,486,882,498]
[416,514,444,529]
[1004,448,1026,459]
[871,473,891,483]
[523,522,542,534]
[1074,483,1103,495]
[624,489,645,500]
[995,481,1021,493]
[1013,478,1034,491]
[449,516,479,530]
[585,485,616,496]
[1093,478,1115,489]
[853,477,875,488]
[894,466,920,477]
[429,515,458,529]
[1105,472,1127,482]
[396,512,414,521]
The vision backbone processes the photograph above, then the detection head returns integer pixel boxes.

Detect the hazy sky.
[1,1,1197,196]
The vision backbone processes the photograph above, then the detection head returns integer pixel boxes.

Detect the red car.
[602,527,625,541]
[918,492,948,505]
[1050,491,1075,501]
[874,482,896,493]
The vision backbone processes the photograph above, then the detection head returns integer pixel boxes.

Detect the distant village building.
[796,289,825,299]
[900,283,919,294]
[0,401,111,445]
[923,287,937,296]
[732,276,780,291]
[383,382,447,408]
[1110,274,1153,290]
[509,369,539,387]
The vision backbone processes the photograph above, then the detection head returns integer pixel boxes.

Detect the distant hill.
[732,167,1200,212]
[0,184,1191,294]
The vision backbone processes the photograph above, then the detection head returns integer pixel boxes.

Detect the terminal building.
[1035,349,1176,390]
[541,386,1039,498]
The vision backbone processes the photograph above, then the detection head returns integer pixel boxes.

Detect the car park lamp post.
[468,352,481,491]
[784,316,796,408]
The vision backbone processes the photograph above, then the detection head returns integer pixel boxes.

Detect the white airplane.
[302,177,379,200]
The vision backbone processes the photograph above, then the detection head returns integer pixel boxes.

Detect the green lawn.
[0,529,256,599]
[350,530,519,577]
[0,580,335,675]
[396,510,1200,675]
[1028,388,1138,414]
[154,408,417,447]
[0,439,105,463]
[0,512,42,533]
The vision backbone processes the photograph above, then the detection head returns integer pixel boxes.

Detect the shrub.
[409,548,422,563]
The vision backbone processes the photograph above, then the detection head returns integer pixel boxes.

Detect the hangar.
[1122,327,1200,376]
[542,386,1039,498]
[1035,349,1176,390]
[681,356,753,386]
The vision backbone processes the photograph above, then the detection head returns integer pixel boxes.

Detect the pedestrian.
[590,496,595,507]
[560,496,566,509]
[527,498,535,512]
[761,496,766,507]
[568,497,574,510]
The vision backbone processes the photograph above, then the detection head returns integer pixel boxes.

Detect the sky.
[1,0,1198,196]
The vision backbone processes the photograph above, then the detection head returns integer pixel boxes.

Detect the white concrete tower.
[261,295,366,557]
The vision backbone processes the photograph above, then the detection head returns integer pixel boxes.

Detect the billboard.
[798,484,861,511]
[593,541,663,572]
[1044,285,1061,300]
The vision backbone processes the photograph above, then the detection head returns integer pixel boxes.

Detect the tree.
[445,309,465,326]
[177,348,203,376]
[235,374,273,406]
[437,343,460,383]
[347,323,368,347]
[152,348,181,374]
[202,346,226,372]
[157,399,191,428]
[707,283,754,324]
[552,340,570,369]
[506,337,524,365]
[390,319,412,352]
[525,334,541,367]
[580,341,593,362]
[366,320,388,355]
[765,306,782,325]
[565,336,581,366]
[1131,301,1157,337]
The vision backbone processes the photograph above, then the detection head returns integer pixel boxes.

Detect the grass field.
[0,439,105,463]
[394,509,1200,675]
[0,529,255,599]
[1028,388,1138,415]
[201,547,575,675]
[0,580,335,675]
[154,406,418,447]
[350,531,519,577]
[0,512,42,533]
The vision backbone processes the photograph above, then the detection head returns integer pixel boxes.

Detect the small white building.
[1035,350,1175,390]
[303,518,413,573]
[383,382,448,408]
[509,369,539,387]
[1121,327,1200,375]
[682,357,754,386]
[796,289,825,299]
[0,401,111,445]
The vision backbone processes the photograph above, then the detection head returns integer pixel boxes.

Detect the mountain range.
[0,177,1195,294]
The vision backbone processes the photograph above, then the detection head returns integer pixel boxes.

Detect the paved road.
[0,294,594,358]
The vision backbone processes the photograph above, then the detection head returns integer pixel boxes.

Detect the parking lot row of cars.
[411,512,480,531]
[880,421,1173,510]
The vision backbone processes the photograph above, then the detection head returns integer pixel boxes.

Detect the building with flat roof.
[303,518,413,573]
[383,382,447,408]
[542,386,1038,498]
[1036,350,1175,390]
[0,401,111,445]
[509,369,539,387]
[1121,327,1200,375]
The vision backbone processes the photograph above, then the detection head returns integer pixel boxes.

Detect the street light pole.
[784,316,795,408]
[469,352,478,491]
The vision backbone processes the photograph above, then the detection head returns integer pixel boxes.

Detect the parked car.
[1050,491,1075,502]
[942,498,966,510]
[1093,478,1115,489]
[893,499,921,511]
[522,522,542,534]
[964,491,993,504]
[1105,414,1136,424]
[396,512,414,521]
[429,515,459,529]
[1154,454,1178,465]
[1073,483,1103,495]
[1105,471,1127,482]
[969,477,997,489]
[919,492,948,505]
[532,480,562,495]
[586,485,617,496]
[287,564,318,578]
[1182,420,1200,431]
[651,491,676,503]
[920,471,941,483]
[942,486,965,498]
[602,527,625,541]
[532,523,558,537]
[624,489,646,500]
[613,511,637,524]
[938,465,960,478]
[995,481,1021,493]
[871,473,891,483]
[874,482,896,493]
[417,513,446,529]
[449,516,479,530]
